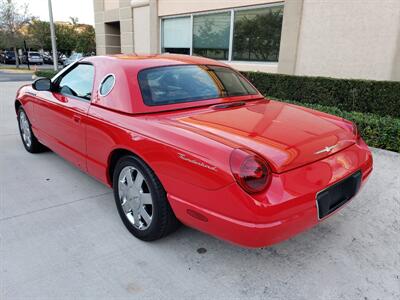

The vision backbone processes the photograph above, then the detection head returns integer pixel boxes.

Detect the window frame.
[98,73,116,97]
[52,62,96,102]
[160,2,284,64]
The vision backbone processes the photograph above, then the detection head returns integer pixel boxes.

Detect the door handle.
[73,115,81,123]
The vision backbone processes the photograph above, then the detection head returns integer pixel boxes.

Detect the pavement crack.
[0,191,112,222]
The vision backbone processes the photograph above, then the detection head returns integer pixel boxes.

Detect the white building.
[93,0,400,81]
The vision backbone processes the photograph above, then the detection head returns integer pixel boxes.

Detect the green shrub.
[276,99,400,153]
[34,70,58,79]
[242,72,400,118]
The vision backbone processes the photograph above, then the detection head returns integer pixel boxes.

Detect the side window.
[57,64,94,100]
[99,74,115,96]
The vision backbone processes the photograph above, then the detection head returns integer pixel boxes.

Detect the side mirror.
[32,78,52,91]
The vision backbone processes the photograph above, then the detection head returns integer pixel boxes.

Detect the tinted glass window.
[138,65,258,106]
[193,12,231,60]
[232,6,283,62]
[99,74,115,96]
[58,64,94,100]
[209,66,258,96]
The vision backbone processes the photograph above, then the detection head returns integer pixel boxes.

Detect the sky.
[15,0,95,25]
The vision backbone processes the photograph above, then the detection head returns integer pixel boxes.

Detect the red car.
[15,54,373,247]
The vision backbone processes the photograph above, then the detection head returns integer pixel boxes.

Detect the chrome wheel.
[118,166,153,230]
[19,110,32,148]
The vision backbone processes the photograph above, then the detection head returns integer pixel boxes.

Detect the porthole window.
[99,74,115,96]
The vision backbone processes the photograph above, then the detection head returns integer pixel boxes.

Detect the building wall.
[133,6,151,53]
[158,0,278,16]
[104,0,119,10]
[94,0,134,55]
[294,0,400,81]
[93,0,400,81]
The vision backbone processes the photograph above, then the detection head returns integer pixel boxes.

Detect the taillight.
[230,148,271,194]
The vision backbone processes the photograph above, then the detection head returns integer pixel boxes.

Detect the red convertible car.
[15,54,373,247]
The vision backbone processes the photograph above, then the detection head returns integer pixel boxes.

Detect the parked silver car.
[26,52,44,65]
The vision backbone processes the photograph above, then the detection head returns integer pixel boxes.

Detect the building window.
[233,6,283,62]
[160,3,284,63]
[193,12,231,60]
[162,17,191,54]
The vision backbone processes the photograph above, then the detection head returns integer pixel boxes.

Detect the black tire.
[113,155,180,241]
[17,107,46,153]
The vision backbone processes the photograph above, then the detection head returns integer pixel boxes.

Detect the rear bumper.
[169,194,319,247]
[168,140,373,248]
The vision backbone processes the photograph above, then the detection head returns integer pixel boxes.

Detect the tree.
[55,22,77,55]
[75,25,95,54]
[0,7,96,58]
[0,0,31,67]
[26,18,51,50]
[0,30,7,49]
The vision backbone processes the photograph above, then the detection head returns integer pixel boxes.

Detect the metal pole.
[48,0,58,71]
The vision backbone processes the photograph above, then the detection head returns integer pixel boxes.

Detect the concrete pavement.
[0,70,34,82]
[1,81,399,299]
[0,63,57,70]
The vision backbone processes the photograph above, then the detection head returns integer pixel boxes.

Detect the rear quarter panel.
[86,105,235,193]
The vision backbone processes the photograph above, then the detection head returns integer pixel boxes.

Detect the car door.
[34,63,95,171]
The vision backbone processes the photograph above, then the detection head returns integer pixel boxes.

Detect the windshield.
[138,65,258,106]
[29,52,40,57]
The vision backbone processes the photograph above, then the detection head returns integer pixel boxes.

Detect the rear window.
[138,65,258,106]
[29,53,40,57]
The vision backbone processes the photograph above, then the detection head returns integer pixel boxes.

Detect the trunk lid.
[164,100,356,173]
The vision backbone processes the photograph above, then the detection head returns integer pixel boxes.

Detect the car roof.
[82,53,261,115]
[84,53,230,71]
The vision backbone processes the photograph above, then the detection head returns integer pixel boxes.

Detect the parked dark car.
[0,50,17,64]
[43,54,53,64]
[59,54,66,64]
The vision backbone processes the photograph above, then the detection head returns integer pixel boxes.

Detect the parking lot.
[1,80,399,299]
